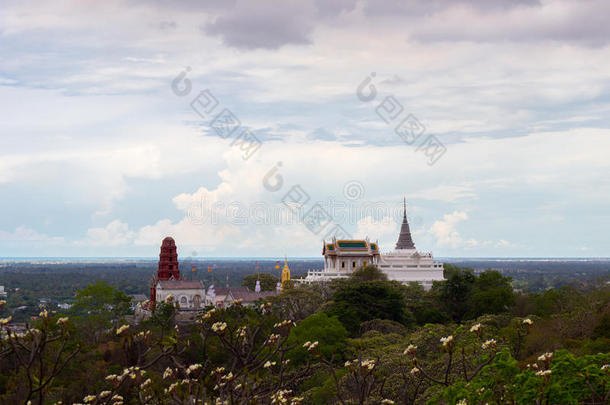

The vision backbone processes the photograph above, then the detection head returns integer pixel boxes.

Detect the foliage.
[438,265,477,322]
[326,281,413,334]
[436,349,610,405]
[71,280,131,320]
[268,284,331,322]
[287,312,348,365]
[0,268,609,404]
[350,265,388,282]
[470,270,515,318]
[438,266,515,322]
[241,273,280,292]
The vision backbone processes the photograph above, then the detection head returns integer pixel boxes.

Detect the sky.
[0,0,609,258]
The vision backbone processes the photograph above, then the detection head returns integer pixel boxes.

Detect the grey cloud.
[363,0,541,16]
[364,0,610,45]
[203,6,313,50]
[155,21,177,31]
[128,0,236,11]
[315,0,357,19]
[201,0,356,50]
[133,0,608,48]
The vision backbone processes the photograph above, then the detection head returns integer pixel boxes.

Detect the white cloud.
[1,0,610,257]
[355,216,399,249]
[0,226,64,243]
[80,220,135,247]
[429,211,478,249]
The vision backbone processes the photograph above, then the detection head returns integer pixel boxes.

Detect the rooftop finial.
[395,198,416,250]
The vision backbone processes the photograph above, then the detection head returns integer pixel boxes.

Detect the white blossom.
[403,344,417,357]
[470,323,482,333]
[186,363,202,376]
[211,322,227,333]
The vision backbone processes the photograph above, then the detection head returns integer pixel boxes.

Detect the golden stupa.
[281,257,291,288]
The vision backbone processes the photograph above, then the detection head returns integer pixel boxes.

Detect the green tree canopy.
[350,265,387,282]
[326,281,413,334]
[70,281,131,343]
[470,270,515,318]
[71,280,131,317]
[438,264,476,322]
[241,273,279,292]
[437,266,515,322]
[287,312,348,364]
[268,284,330,322]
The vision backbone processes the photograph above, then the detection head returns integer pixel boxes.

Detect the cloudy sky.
[1,0,609,258]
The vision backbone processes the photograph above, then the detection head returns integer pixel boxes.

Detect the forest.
[1,258,608,323]
[0,264,609,404]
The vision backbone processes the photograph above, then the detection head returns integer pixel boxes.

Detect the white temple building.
[300,238,381,283]
[300,199,444,289]
[378,199,444,289]
[155,280,206,310]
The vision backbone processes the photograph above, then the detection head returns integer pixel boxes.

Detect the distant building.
[281,257,291,290]
[0,286,6,298]
[129,294,148,303]
[156,280,205,310]
[300,199,444,289]
[137,236,281,321]
[147,237,206,310]
[129,294,148,311]
[378,200,444,289]
[208,286,276,308]
[149,237,182,304]
[300,238,381,282]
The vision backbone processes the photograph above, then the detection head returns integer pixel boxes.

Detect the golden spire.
[281,256,291,285]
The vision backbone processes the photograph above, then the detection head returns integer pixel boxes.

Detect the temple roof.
[337,240,368,250]
[395,198,416,250]
[231,290,277,302]
[213,287,250,296]
[157,280,204,290]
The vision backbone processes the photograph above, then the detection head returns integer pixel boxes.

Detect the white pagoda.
[378,199,444,289]
[299,199,444,289]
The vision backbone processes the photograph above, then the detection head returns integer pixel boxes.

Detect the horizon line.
[1,256,610,261]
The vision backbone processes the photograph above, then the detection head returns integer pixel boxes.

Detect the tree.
[439,265,476,322]
[268,284,331,322]
[470,270,516,318]
[71,280,131,317]
[70,281,131,342]
[287,313,348,365]
[241,273,279,292]
[326,281,412,334]
[350,265,387,282]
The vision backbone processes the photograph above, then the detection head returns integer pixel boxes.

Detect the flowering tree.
[75,300,314,404]
[0,307,80,404]
[2,291,609,404]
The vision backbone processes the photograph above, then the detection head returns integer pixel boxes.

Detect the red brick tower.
[150,237,181,304]
[158,236,180,280]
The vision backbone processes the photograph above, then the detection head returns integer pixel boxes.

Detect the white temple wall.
[156,286,205,309]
